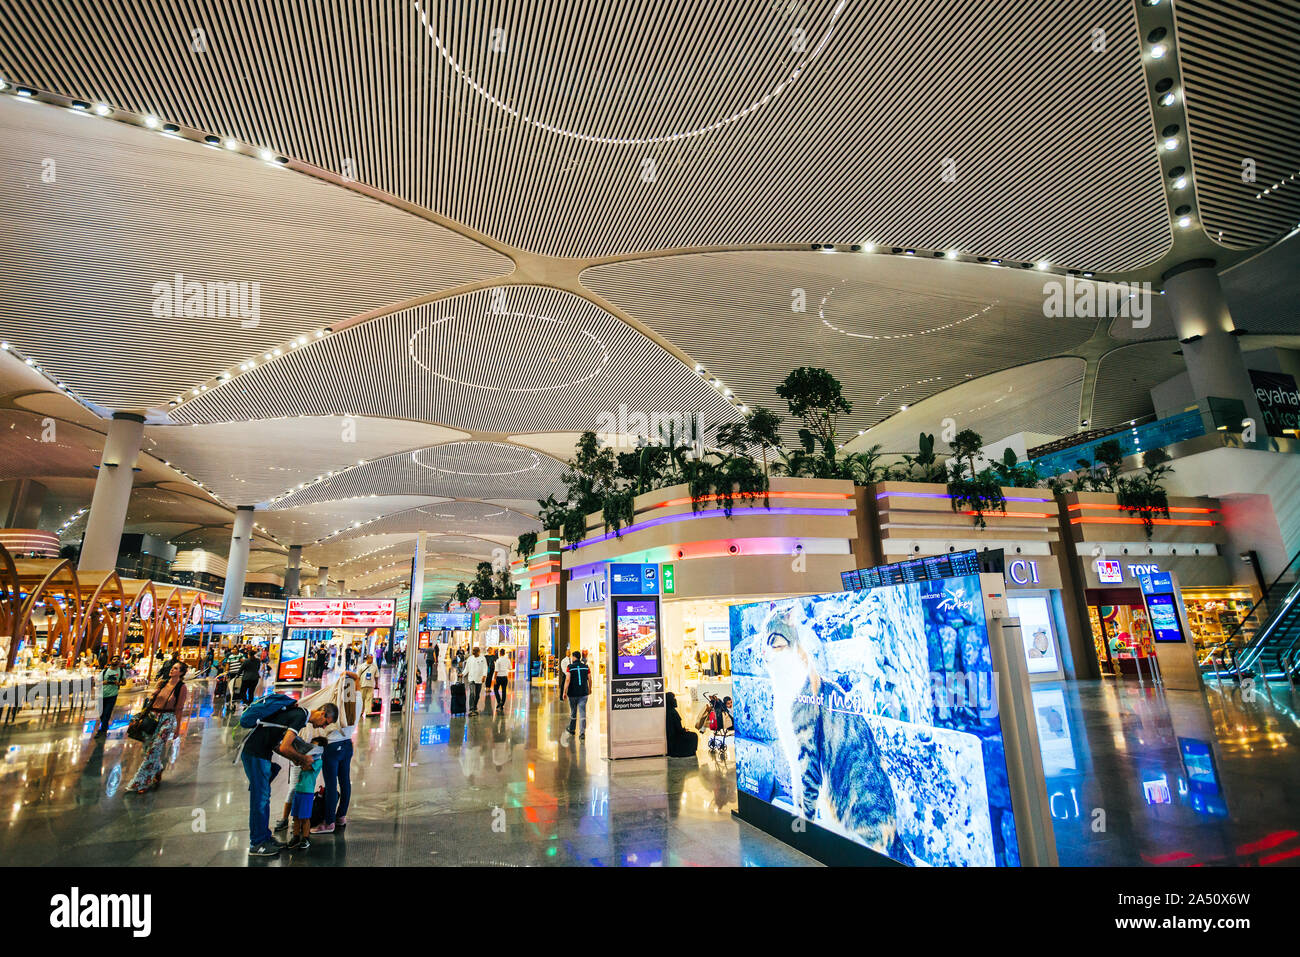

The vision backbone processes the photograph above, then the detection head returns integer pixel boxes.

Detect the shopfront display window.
[1088,599,1154,676]
[1180,589,1257,657]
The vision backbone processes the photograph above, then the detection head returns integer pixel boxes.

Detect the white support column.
[316,566,329,598]
[219,506,256,622]
[78,412,146,573]
[1163,261,1267,446]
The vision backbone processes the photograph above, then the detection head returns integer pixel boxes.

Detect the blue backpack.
[239,692,298,729]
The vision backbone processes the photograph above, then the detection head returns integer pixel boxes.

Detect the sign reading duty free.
[285,598,396,628]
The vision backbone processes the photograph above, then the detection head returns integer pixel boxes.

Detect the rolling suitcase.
[449,682,466,716]
[368,695,383,716]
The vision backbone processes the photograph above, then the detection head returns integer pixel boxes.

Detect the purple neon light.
[567,506,852,550]
[876,491,1052,503]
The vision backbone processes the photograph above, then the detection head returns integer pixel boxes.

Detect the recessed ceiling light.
[945,249,959,259]
[258,148,275,162]
[1158,92,1176,107]
[1035,259,1050,270]
[1177,216,1192,228]
[16,87,33,97]
[861,242,876,252]
[1173,176,1187,189]
[1150,44,1166,59]
[223,138,239,150]
[1163,138,1178,151]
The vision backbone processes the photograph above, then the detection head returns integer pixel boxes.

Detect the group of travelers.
[444,645,512,716]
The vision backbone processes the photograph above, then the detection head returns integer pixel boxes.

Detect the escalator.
[1200,552,1300,682]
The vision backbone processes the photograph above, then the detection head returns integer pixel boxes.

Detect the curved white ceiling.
[584,251,1101,437]
[0,97,512,411]
[266,440,568,511]
[142,417,469,505]
[847,357,1087,455]
[170,285,740,434]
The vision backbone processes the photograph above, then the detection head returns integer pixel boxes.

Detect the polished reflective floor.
[1,670,1296,866]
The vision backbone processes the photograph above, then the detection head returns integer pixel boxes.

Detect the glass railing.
[1030,409,1206,478]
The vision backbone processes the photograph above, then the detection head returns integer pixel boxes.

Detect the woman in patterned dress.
[124,661,188,793]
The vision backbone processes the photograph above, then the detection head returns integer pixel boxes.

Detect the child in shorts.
[288,737,327,851]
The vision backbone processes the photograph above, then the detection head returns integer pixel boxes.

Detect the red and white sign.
[1095,560,1123,584]
[285,598,396,628]
[138,591,154,622]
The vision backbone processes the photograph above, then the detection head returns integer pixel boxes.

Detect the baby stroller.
[701,694,734,755]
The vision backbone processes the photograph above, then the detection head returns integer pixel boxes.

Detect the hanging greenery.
[1117,447,1174,539]
[515,531,539,560]
[945,429,1007,529]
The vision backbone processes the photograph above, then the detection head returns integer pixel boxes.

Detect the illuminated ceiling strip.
[650,491,854,509]
[1066,503,1217,514]
[1069,517,1218,526]
[569,507,852,550]
[413,0,850,147]
[957,511,1055,519]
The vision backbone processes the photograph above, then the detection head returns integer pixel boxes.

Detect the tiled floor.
[1,670,1296,866]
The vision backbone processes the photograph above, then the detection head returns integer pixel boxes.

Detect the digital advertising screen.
[285,599,396,628]
[1007,596,1060,675]
[730,574,1020,866]
[276,638,307,683]
[614,598,661,676]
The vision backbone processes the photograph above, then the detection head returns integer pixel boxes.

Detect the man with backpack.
[240,694,338,857]
[563,650,592,739]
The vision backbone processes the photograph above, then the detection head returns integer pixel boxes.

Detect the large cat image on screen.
[763,607,901,858]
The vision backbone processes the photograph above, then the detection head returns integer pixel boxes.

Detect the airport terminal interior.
[1,0,1299,870]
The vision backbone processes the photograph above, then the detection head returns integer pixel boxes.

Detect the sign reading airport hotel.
[285,598,396,628]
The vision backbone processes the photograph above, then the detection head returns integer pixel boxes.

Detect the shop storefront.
[1180,586,1259,658]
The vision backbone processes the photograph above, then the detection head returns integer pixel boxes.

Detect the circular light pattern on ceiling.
[414,0,850,146]
[407,311,610,392]
[410,441,543,477]
[818,286,997,340]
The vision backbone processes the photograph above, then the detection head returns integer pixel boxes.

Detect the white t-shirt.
[359,665,378,689]
[494,655,511,676]
[465,655,489,683]
[560,656,572,677]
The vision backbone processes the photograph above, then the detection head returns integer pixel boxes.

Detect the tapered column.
[283,545,303,596]
[1162,261,1266,446]
[316,566,329,597]
[219,506,256,622]
[78,412,146,572]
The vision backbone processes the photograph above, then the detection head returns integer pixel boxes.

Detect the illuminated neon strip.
[1069,517,1218,526]
[649,491,853,509]
[1067,503,1216,514]
[957,511,1055,519]
[568,506,852,550]
[529,572,561,588]
[878,491,1053,503]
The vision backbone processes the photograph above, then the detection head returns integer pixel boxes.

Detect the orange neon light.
[1069,517,1218,526]
[527,560,560,570]
[529,572,561,588]
[1067,503,1216,514]
[649,491,854,509]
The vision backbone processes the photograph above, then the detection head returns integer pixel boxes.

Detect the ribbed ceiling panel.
[848,357,1086,454]
[171,286,740,434]
[268,441,567,510]
[584,252,1098,436]
[0,0,1171,270]
[1175,0,1300,247]
[143,418,468,505]
[315,501,536,547]
[0,97,511,410]
[1090,341,1188,428]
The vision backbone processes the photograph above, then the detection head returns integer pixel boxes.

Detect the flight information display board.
[845,550,983,590]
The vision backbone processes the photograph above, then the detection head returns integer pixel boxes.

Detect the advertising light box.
[729,574,1020,866]
[285,599,395,628]
[276,638,307,683]
[614,599,661,676]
